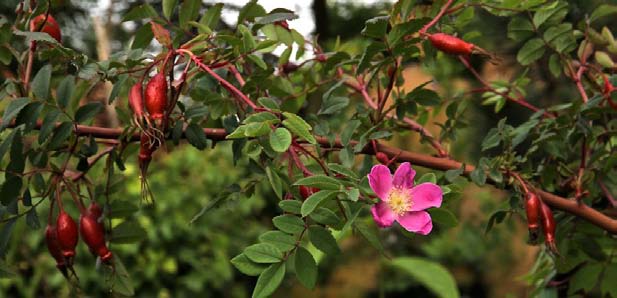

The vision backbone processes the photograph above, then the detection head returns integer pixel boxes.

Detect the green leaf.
[429,208,458,228]
[110,220,147,244]
[179,0,201,29]
[272,215,305,234]
[507,17,534,41]
[266,167,283,199]
[485,210,507,234]
[517,38,545,65]
[31,64,52,100]
[56,75,75,108]
[109,257,135,296]
[590,4,617,23]
[122,4,158,22]
[185,123,208,150]
[544,23,575,53]
[301,190,337,217]
[355,221,386,256]
[200,3,224,29]
[308,226,340,255]
[310,207,342,227]
[278,200,301,214]
[294,175,341,190]
[568,263,602,295]
[1,98,30,131]
[294,247,317,289]
[269,128,292,153]
[357,42,386,74]
[74,102,103,123]
[256,12,298,25]
[282,112,316,144]
[0,46,12,65]
[533,1,568,28]
[0,175,22,205]
[247,54,268,70]
[470,167,486,186]
[259,231,296,252]
[231,253,267,276]
[162,0,178,19]
[48,121,73,149]
[391,257,460,298]
[13,30,60,45]
[131,24,154,49]
[319,97,349,115]
[252,262,285,298]
[38,110,59,144]
[601,264,617,297]
[361,16,389,39]
[244,243,283,263]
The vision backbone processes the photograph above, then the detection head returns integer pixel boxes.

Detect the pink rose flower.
[368,162,443,235]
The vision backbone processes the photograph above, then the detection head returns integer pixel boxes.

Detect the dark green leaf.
[74,102,103,123]
[231,253,267,276]
[278,200,301,214]
[1,98,30,131]
[200,3,224,29]
[185,123,208,150]
[301,190,337,217]
[272,214,305,234]
[517,38,545,65]
[308,226,340,255]
[56,75,75,108]
[110,220,147,244]
[162,0,178,19]
[429,208,458,228]
[259,231,296,252]
[122,4,158,22]
[391,257,460,298]
[244,243,283,263]
[294,246,317,289]
[361,16,389,39]
[252,262,285,298]
[179,0,201,29]
[294,175,341,190]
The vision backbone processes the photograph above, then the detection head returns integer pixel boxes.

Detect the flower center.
[387,188,412,216]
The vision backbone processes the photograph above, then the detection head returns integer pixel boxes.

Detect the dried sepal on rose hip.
[367,162,443,235]
[138,132,158,202]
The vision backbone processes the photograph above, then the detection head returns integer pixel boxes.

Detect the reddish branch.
[343,79,449,157]
[419,0,455,34]
[7,119,617,234]
[457,56,555,118]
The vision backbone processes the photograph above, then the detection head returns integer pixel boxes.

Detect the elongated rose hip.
[80,202,113,263]
[299,186,319,199]
[525,192,541,242]
[539,201,558,254]
[56,211,78,260]
[30,14,62,43]
[376,152,390,165]
[129,82,145,117]
[45,225,68,277]
[428,33,474,55]
[145,73,168,121]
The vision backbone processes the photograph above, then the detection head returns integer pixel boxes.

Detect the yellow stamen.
[387,188,412,216]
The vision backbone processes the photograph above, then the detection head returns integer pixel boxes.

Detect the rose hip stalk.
[45,224,68,277]
[79,202,113,264]
[525,192,541,243]
[540,201,559,254]
[56,210,78,263]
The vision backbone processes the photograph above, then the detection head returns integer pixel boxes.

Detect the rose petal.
[392,162,415,189]
[409,183,443,211]
[371,201,396,228]
[368,165,392,201]
[396,211,433,235]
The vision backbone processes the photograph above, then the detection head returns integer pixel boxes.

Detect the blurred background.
[0,0,610,297]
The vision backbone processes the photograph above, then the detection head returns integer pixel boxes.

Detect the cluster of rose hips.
[46,200,113,278]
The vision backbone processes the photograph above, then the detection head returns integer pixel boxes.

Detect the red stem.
[419,0,455,34]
